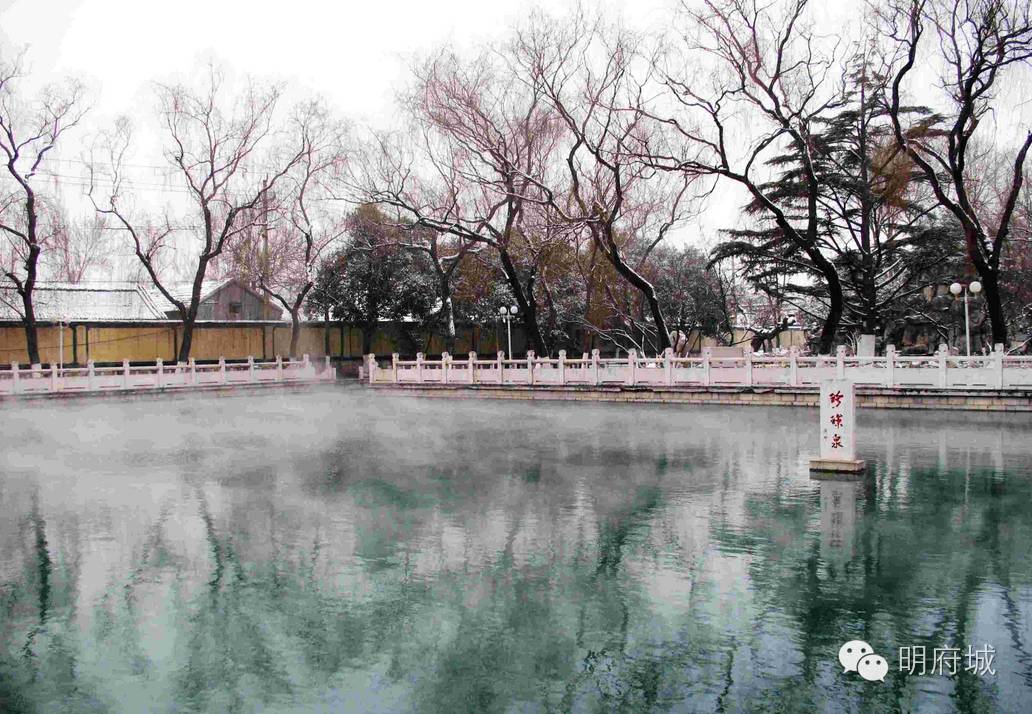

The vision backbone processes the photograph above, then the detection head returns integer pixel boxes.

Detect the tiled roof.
[0,282,166,321]
[146,281,224,311]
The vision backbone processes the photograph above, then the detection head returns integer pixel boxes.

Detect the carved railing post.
[993,344,1005,389]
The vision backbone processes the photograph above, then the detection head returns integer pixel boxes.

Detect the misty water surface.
[1,387,1031,713]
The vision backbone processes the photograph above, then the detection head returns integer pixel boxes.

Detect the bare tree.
[512,15,698,354]
[393,227,477,354]
[90,66,305,362]
[354,49,561,355]
[215,101,348,357]
[47,212,111,283]
[881,0,1032,346]
[0,49,87,363]
[639,0,849,354]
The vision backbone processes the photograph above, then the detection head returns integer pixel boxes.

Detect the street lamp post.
[949,280,982,356]
[498,305,518,356]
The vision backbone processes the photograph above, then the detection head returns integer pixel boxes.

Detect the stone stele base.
[809,458,866,473]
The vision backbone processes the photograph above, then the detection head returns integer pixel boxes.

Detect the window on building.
[229,302,242,317]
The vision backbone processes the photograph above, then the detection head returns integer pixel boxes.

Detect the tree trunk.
[20,242,42,365]
[177,316,196,363]
[980,270,1007,348]
[497,248,547,356]
[601,240,671,353]
[323,307,331,356]
[816,267,844,355]
[442,294,457,354]
[289,309,301,359]
[960,225,1008,347]
[20,287,40,366]
[175,263,211,363]
[361,322,375,356]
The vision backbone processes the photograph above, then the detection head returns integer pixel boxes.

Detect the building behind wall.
[0,280,810,364]
[149,279,283,321]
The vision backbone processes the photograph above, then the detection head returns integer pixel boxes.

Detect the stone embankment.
[367,382,1032,412]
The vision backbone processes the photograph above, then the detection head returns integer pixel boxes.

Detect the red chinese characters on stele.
[814,381,863,471]
[829,390,846,448]
[819,381,856,460]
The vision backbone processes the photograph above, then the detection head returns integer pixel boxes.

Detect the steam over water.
[2,387,1032,712]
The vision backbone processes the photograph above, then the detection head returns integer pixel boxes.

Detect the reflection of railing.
[366,344,1032,391]
[0,355,336,396]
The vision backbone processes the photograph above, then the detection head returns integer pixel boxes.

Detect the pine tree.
[711,55,957,347]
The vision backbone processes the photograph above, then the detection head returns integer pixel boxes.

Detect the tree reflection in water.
[0,392,1030,712]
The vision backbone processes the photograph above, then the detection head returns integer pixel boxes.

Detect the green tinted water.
[1,389,1031,713]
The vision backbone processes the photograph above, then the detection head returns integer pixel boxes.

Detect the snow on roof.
[0,282,166,321]
[146,280,224,309]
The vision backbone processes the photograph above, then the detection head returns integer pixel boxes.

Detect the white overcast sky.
[1,0,674,124]
[1,0,1028,277]
[2,0,729,267]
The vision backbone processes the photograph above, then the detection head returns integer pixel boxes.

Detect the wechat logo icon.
[838,640,888,682]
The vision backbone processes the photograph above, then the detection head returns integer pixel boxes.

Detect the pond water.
[1,388,1032,713]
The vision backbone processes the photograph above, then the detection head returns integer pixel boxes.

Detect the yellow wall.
[0,326,78,365]
[80,325,177,363]
[189,326,265,361]
[0,323,378,364]
[0,322,811,365]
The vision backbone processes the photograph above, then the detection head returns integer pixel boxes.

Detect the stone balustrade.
[0,355,336,397]
[365,344,1032,392]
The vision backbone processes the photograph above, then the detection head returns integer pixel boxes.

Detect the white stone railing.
[0,355,336,397]
[366,344,1032,391]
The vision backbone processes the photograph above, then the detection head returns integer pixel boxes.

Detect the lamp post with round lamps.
[949,280,982,356]
[498,305,518,357]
